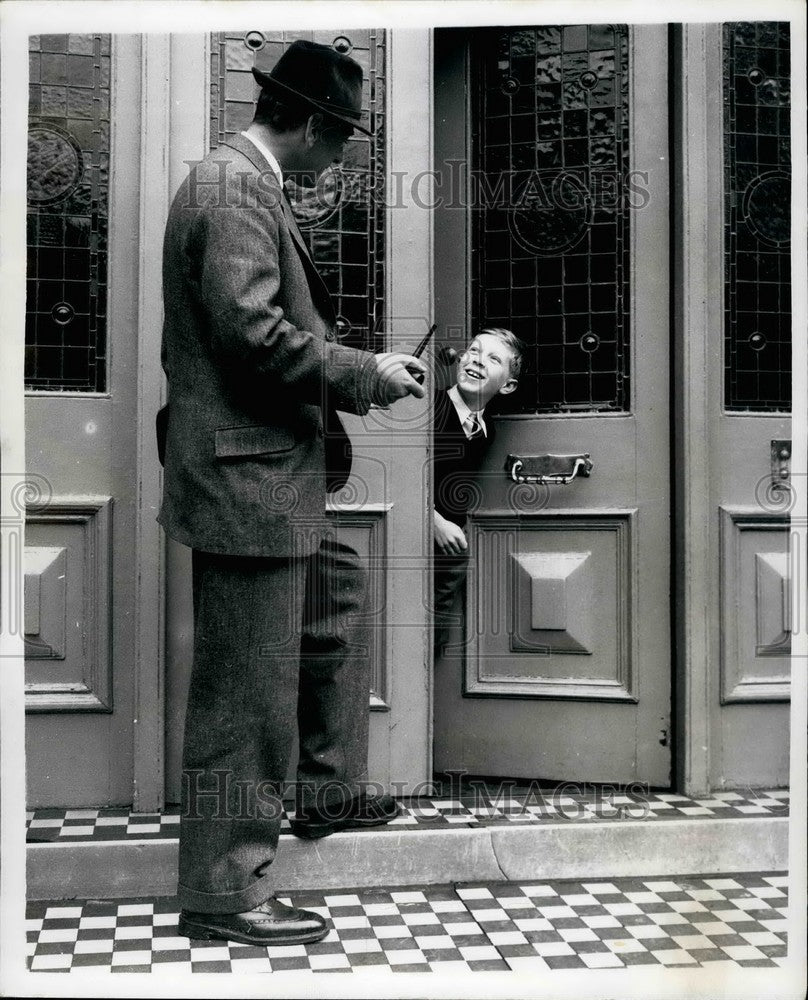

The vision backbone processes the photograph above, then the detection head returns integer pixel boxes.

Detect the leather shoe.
[290,792,400,839]
[177,897,328,945]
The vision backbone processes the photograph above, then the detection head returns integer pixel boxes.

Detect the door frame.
[671,22,716,798]
[133,33,224,811]
[132,34,173,812]
[112,21,804,806]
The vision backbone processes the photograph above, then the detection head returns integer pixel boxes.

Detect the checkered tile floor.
[25,788,790,842]
[26,872,789,973]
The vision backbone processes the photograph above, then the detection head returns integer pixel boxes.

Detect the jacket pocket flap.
[215,425,295,458]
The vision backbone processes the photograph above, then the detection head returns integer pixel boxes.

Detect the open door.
[433,25,671,786]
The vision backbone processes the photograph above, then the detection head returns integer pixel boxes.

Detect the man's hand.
[433,509,468,555]
[374,352,427,405]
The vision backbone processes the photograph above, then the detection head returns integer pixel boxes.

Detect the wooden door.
[24,34,141,806]
[432,25,671,786]
[700,23,792,788]
[163,30,433,802]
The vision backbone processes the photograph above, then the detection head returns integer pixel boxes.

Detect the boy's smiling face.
[454,333,518,410]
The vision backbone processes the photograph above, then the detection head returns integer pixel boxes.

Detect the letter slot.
[506,453,593,486]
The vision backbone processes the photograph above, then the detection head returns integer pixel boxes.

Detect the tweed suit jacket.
[159,133,381,557]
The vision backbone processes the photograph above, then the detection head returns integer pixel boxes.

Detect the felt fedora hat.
[251,39,373,136]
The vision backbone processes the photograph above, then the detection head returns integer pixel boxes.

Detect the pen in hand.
[369,326,434,409]
[409,324,437,384]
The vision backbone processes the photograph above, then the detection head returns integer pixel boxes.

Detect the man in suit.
[159,40,426,946]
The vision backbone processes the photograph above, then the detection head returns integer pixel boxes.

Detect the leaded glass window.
[723,22,791,412]
[471,25,631,414]
[26,34,111,392]
[209,31,386,353]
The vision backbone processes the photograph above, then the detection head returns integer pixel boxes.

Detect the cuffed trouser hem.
[178,869,277,915]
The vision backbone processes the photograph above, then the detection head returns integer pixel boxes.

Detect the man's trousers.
[177,539,370,913]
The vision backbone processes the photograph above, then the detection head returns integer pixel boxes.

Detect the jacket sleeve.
[193,188,380,415]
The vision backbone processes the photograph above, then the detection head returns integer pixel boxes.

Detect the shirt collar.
[447,385,487,438]
[241,130,284,188]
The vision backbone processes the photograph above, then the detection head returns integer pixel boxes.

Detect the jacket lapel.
[279,194,337,323]
[221,135,336,324]
[278,189,314,264]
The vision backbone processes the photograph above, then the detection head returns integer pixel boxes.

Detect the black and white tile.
[26,872,789,974]
[25,788,790,843]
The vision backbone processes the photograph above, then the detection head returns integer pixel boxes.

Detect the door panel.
[677,21,794,790]
[467,512,635,697]
[719,509,791,702]
[709,21,791,787]
[433,25,671,785]
[24,34,141,805]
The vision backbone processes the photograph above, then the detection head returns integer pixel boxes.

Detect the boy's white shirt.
[446,385,488,439]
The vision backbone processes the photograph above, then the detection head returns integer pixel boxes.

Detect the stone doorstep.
[26,815,789,901]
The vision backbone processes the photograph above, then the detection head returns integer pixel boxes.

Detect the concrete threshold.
[27,816,789,901]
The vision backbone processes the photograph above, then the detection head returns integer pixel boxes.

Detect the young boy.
[433,327,524,655]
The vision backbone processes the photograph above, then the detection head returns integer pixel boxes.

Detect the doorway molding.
[671,23,724,797]
[132,34,173,811]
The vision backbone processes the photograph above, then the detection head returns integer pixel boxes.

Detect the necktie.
[465,413,483,439]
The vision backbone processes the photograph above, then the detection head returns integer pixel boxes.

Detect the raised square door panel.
[719,506,791,703]
[466,512,636,701]
[25,496,112,712]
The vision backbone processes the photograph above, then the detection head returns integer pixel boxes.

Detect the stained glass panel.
[210,31,386,352]
[723,22,791,412]
[26,34,111,392]
[471,25,631,413]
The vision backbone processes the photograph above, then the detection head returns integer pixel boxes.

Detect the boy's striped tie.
[465,413,483,439]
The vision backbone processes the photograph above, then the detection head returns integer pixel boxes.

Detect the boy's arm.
[433,509,468,555]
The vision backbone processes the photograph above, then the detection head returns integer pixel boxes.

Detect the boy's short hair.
[479,327,526,380]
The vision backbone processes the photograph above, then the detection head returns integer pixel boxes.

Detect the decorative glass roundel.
[27,125,84,205]
[508,172,592,256]
[742,171,791,248]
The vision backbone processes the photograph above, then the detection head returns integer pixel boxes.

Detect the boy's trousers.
[177,539,371,914]
[433,549,470,655]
